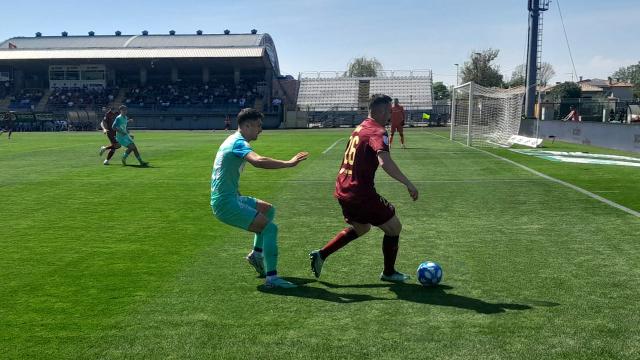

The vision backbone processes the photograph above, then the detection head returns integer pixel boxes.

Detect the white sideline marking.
[39,178,545,184]
[428,131,640,218]
[322,138,345,154]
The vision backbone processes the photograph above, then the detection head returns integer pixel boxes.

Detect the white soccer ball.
[417,261,443,287]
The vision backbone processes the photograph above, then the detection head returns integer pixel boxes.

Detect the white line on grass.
[40,178,546,184]
[427,131,640,218]
[322,138,345,154]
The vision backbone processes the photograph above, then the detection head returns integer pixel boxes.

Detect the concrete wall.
[522,118,640,153]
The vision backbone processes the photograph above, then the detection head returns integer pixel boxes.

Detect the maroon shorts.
[106,131,118,145]
[391,123,404,134]
[338,194,395,226]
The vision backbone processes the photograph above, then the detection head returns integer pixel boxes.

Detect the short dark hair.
[369,94,392,111]
[237,108,263,125]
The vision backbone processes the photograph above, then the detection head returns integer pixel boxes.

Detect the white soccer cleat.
[99,146,107,156]
[245,252,265,277]
[265,276,297,289]
[309,250,324,278]
[103,159,110,165]
[380,271,411,283]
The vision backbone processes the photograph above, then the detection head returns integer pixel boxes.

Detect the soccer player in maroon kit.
[390,98,406,148]
[0,111,15,139]
[310,94,419,282]
[99,107,121,165]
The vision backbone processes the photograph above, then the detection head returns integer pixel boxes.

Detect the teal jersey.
[211,132,253,202]
[113,114,128,134]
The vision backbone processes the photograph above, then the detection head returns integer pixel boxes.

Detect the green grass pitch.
[1,128,639,359]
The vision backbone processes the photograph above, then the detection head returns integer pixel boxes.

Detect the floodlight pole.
[454,63,459,86]
[524,0,549,120]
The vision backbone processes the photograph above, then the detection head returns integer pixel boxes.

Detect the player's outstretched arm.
[245,151,308,169]
[378,151,419,201]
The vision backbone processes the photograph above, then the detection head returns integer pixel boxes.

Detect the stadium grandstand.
[0,30,296,130]
[293,70,435,128]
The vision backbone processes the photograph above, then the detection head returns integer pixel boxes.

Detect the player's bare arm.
[245,151,308,169]
[377,151,418,200]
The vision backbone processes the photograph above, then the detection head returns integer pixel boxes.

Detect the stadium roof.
[0,33,280,74]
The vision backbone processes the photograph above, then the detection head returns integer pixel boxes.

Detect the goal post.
[450,82,526,147]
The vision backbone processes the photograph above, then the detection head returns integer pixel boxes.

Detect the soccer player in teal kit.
[211,108,308,288]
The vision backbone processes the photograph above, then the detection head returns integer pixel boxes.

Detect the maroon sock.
[319,227,358,259]
[382,235,399,276]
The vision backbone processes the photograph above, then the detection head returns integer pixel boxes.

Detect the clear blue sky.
[2,0,638,85]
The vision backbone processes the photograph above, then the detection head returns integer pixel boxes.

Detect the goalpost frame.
[450,81,474,145]
[450,81,526,147]
[466,82,474,146]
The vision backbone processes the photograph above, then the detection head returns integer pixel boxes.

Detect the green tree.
[548,82,582,101]
[432,82,450,100]
[612,62,640,99]
[344,57,383,77]
[460,49,503,87]
[548,82,582,119]
[508,62,556,87]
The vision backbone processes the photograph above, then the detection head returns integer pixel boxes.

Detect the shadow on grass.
[259,278,542,314]
[123,164,155,168]
[257,277,386,303]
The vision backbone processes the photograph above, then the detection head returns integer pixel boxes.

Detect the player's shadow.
[386,283,534,314]
[257,277,386,303]
[124,164,156,168]
[261,278,540,314]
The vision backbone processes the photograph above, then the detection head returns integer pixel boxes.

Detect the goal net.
[450,82,525,147]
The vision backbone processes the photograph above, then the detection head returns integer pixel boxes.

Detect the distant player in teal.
[112,105,149,166]
[211,108,308,288]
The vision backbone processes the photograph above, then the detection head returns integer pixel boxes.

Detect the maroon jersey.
[391,105,405,127]
[335,118,390,201]
[104,111,118,131]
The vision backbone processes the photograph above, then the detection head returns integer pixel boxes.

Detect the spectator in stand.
[272,97,282,112]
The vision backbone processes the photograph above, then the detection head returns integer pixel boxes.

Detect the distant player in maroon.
[99,107,121,165]
[0,111,15,139]
[310,94,419,282]
[224,114,232,131]
[390,98,405,148]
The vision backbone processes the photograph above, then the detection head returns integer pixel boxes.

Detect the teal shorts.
[211,195,258,230]
[116,134,134,147]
